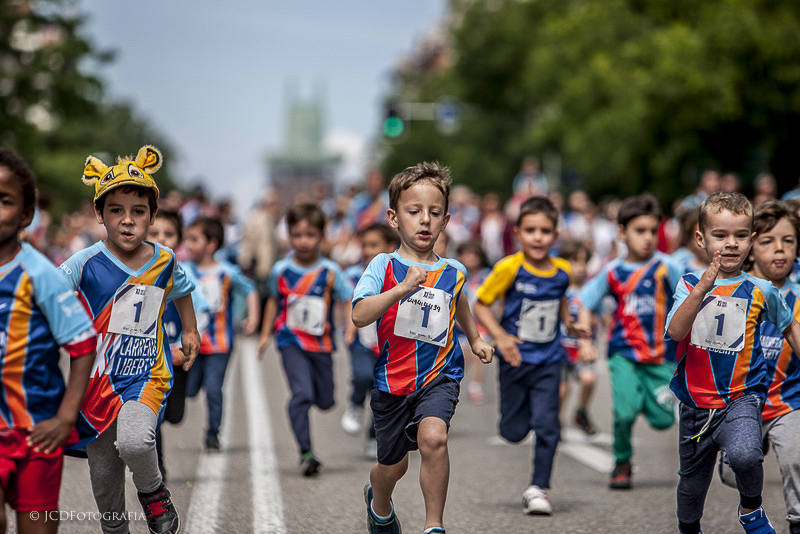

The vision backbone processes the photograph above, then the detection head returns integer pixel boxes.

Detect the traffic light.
[382,102,407,140]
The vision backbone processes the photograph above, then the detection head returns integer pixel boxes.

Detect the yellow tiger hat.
[81,145,162,203]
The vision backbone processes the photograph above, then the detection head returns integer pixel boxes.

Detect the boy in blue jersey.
[60,146,200,534]
[184,216,258,452]
[341,223,398,458]
[666,192,800,534]
[258,203,353,476]
[576,193,683,489]
[474,196,584,516]
[352,162,493,534]
[0,149,96,534]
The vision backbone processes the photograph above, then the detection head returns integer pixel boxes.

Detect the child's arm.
[257,298,278,358]
[782,320,800,359]
[561,295,591,339]
[666,252,721,341]
[27,350,94,453]
[174,294,201,371]
[352,265,427,328]
[473,300,523,367]
[242,290,260,336]
[454,296,494,364]
[575,306,597,363]
[343,300,357,345]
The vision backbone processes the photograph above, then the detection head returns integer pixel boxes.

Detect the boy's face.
[288,219,324,265]
[749,217,796,284]
[147,218,180,251]
[619,215,658,263]
[360,230,394,266]
[514,212,558,265]
[184,225,213,263]
[0,166,33,249]
[95,189,154,254]
[569,250,589,284]
[696,209,754,276]
[388,182,449,257]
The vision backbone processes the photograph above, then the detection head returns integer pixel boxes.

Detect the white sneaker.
[364,438,378,460]
[522,485,552,515]
[340,405,364,435]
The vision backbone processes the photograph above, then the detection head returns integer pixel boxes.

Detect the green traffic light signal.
[383,116,404,138]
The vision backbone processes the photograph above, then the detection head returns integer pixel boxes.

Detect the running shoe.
[341,405,364,435]
[574,408,598,435]
[364,482,402,534]
[739,506,776,534]
[609,461,632,490]
[138,483,180,534]
[205,434,221,452]
[522,485,552,515]
[300,451,322,477]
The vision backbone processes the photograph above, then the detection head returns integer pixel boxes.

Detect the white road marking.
[241,338,286,533]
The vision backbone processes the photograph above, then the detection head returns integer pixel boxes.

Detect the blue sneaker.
[739,507,776,534]
[364,482,402,534]
[424,529,446,534]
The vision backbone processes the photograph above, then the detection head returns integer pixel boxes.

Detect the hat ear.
[82,155,109,187]
[135,145,162,175]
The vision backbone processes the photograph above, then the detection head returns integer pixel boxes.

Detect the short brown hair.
[559,238,592,263]
[188,216,225,252]
[359,223,398,247]
[698,192,753,233]
[617,193,661,228]
[388,161,452,213]
[753,200,800,250]
[517,196,559,227]
[286,203,326,233]
[95,184,158,215]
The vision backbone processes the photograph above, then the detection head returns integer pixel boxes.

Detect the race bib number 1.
[107,284,165,339]
[394,287,451,347]
[517,298,560,343]
[691,295,748,352]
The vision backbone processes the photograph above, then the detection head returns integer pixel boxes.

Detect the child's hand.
[27,416,73,454]
[471,338,494,364]
[401,265,428,293]
[257,333,272,360]
[698,251,722,292]
[566,321,592,340]
[180,328,201,371]
[577,338,597,363]
[496,332,524,367]
[241,316,258,337]
[171,346,183,366]
[343,326,356,346]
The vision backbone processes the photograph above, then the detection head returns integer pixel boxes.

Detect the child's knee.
[499,423,529,444]
[417,421,448,452]
[116,432,155,462]
[727,446,764,474]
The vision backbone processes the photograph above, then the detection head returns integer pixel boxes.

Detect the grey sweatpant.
[85,400,162,534]
[764,408,800,525]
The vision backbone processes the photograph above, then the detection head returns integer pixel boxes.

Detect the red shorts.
[0,428,64,511]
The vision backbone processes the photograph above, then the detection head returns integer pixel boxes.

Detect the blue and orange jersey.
[162,261,210,370]
[345,263,379,355]
[270,255,352,353]
[185,260,254,355]
[579,252,683,364]
[476,253,571,365]
[666,272,794,409]
[0,244,94,430]
[353,252,466,395]
[561,287,593,364]
[761,280,800,420]
[59,241,194,449]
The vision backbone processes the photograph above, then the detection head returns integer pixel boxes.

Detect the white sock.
[370,502,393,522]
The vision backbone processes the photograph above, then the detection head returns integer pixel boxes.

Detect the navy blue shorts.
[370,375,460,466]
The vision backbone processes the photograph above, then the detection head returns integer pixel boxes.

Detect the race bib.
[286,295,326,336]
[517,298,560,343]
[200,277,223,313]
[358,323,379,349]
[107,284,165,339]
[394,287,451,347]
[691,295,748,352]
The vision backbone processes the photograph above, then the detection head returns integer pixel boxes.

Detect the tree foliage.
[381,0,800,202]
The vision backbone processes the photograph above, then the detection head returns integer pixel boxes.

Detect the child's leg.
[308,350,335,411]
[640,362,677,431]
[765,409,800,527]
[201,352,232,441]
[497,360,534,443]
[576,366,596,411]
[279,345,317,453]
[164,365,188,425]
[608,354,644,463]
[116,400,162,494]
[86,421,129,534]
[185,353,206,399]
[16,513,57,534]
[676,404,720,533]
[529,362,562,489]
[370,454,410,517]
[418,417,449,529]
[349,345,375,407]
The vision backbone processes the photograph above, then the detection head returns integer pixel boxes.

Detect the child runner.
[258,203,353,476]
[0,148,95,534]
[184,216,258,451]
[352,162,493,534]
[473,196,582,515]
[666,192,800,534]
[558,238,598,435]
[577,193,683,489]
[148,210,209,476]
[341,223,399,459]
[60,146,200,534]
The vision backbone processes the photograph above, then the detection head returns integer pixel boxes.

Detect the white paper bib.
[200,277,223,313]
[691,295,747,352]
[394,286,451,347]
[358,323,379,348]
[107,283,165,339]
[517,298,560,343]
[286,294,326,336]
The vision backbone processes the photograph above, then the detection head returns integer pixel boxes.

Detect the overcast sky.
[79,1,447,213]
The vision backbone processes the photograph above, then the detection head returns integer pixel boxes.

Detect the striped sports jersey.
[476,253,570,365]
[579,252,683,364]
[185,261,254,355]
[666,272,794,409]
[561,287,586,364]
[0,244,94,430]
[353,252,466,395]
[345,263,379,354]
[270,256,352,353]
[162,261,210,367]
[761,280,800,420]
[60,241,194,449]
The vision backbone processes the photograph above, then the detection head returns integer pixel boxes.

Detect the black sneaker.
[789,521,800,534]
[609,461,632,490]
[574,408,598,435]
[364,482,402,534]
[300,451,321,477]
[138,483,180,534]
[205,435,221,452]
